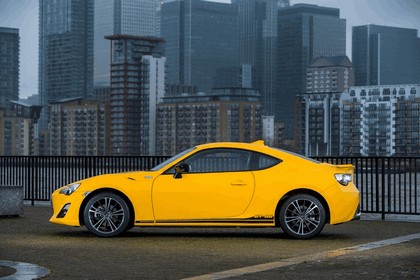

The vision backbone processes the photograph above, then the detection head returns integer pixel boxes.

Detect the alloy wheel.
[279,194,326,239]
[84,192,130,237]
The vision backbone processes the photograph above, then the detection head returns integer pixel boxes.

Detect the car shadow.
[53,227,352,240]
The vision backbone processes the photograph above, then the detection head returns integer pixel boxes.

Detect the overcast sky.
[0,0,419,99]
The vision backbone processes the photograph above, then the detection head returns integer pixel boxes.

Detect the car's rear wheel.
[279,194,326,239]
[83,192,130,237]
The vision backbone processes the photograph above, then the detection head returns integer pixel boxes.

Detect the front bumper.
[49,190,84,226]
[352,204,362,221]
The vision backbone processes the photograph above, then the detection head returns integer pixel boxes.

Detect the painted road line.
[183,232,420,280]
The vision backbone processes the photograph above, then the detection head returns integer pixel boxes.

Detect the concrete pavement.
[1,206,419,279]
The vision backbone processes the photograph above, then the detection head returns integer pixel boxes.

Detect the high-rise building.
[234,0,289,116]
[0,27,19,109]
[213,64,254,89]
[0,101,42,156]
[352,24,420,86]
[94,0,161,87]
[298,84,420,157]
[296,55,353,156]
[393,87,420,156]
[297,93,342,156]
[306,56,354,94]
[106,35,166,156]
[262,116,286,148]
[262,116,275,146]
[277,4,346,138]
[161,0,239,93]
[38,0,94,131]
[156,88,262,155]
[49,98,110,156]
[341,84,419,157]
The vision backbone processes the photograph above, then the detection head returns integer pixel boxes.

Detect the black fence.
[0,156,168,203]
[0,156,419,219]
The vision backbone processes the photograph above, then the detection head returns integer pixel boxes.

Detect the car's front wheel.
[83,192,130,237]
[279,194,326,239]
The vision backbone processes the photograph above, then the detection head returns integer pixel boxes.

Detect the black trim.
[135,220,154,224]
[155,218,274,224]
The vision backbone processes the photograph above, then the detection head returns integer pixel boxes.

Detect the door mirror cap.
[173,163,190,179]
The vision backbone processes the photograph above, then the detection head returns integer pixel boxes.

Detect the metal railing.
[0,156,419,219]
[0,156,169,203]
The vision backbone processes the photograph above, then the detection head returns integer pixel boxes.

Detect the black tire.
[83,192,131,237]
[279,194,326,239]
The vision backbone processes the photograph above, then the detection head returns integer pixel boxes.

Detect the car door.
[152,148,255,221]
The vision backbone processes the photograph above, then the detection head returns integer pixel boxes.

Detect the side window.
[250,152,282,170]
[186,149,251,173]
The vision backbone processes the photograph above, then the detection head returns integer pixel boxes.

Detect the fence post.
[374,157,378,217]
[27,157,35,206]
[381,158,385,220]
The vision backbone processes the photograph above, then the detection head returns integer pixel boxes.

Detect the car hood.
[80,170,158,184]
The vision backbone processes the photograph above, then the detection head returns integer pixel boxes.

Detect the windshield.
[150,147,196,171]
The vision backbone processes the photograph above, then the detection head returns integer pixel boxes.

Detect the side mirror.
[173,163,190,179]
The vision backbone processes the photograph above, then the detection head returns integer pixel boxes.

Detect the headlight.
[59,183,81,195]
[334,174,352,186]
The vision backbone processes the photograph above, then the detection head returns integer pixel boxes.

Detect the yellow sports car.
[50,141,360,239]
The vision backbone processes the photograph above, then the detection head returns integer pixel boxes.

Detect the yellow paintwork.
[50,141,360,229]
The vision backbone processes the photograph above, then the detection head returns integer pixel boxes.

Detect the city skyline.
[0,0,419,99]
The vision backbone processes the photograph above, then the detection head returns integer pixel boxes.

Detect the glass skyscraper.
[94,0,161,87]
[277,4,346,138]
[38,0,94,130]
[161,0,239,93]
[0,27,19,109]
[352,24,420,86]
[234,0,289,116]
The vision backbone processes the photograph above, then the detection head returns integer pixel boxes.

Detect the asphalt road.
[1,206,420,279]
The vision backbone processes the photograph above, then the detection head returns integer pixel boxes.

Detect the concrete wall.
[0,186,23,216]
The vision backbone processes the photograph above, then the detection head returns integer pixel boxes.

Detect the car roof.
[195,140,265,150]
[194,141,283,157]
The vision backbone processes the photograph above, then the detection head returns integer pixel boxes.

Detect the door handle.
[230,180,247,186]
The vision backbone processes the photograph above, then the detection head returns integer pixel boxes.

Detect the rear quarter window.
[251,152,282,170]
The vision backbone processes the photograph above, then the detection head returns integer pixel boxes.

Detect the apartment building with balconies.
[341,84,419,156]
[0,101,42,155]
[156,88,262,155]
[49,98,110,156]
[299,84,419,156]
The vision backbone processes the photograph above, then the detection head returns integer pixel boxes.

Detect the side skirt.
[134,218,275,227]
